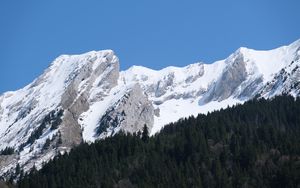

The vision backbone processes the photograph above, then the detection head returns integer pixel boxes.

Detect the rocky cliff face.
[199,52,248,104]
[96,84,154,139]
[0,39,300,177]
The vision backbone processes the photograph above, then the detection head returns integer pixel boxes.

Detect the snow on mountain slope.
[0,39,300,177]
[120,39,300,133]
[240,42,298,83]
[0,50,127,176]
[120,60,229,134]
[259,44,300,98]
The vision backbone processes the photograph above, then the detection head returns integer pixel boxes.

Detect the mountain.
[0,39,300,177]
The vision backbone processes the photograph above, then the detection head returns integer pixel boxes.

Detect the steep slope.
[0,39,300,177]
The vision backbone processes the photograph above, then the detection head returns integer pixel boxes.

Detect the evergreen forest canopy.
[12,96,300,187]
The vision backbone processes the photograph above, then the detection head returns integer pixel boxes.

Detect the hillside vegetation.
[16,96,300,188]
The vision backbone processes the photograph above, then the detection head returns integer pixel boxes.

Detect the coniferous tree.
[141,124,149,142]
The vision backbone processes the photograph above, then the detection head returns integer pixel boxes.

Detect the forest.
[10,95,300,187]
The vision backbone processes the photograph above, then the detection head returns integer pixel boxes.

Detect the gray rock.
[96,84,154,138]
[237,76,263,100]
[155,73,175,97]
[185,64,204,83]
[259,61,300,97]
[59,51,120,147]
[199,53,247,104]
[154,108,160,117]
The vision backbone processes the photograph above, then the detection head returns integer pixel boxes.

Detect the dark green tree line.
[15,95,300,188]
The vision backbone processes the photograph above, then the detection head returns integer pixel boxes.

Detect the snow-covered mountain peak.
[0,49,122,175]
[223,41,300,84]
[49,49,116,72]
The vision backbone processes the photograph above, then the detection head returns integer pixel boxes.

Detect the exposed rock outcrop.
[199,53,248,104]
[97,84,154,138]
[59,51,120,148]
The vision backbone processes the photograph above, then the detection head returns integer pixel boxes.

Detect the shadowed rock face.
[199,54,248,104]
[155,73,175,97]
[59,53,120,148]
[97,84,154,138]
[237,77,263,99]
[139,72,176,98]
[259,61,300,97]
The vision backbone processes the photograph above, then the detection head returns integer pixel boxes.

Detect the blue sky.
[0,0,299,93]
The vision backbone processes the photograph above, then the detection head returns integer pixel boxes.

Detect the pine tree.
[142,124,149,142]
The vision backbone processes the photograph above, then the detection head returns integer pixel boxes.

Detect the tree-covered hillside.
[16,95,300,188]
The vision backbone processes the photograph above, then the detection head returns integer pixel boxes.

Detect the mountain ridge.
[0,39,300,177]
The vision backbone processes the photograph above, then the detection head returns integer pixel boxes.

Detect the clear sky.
[0,0,299,93]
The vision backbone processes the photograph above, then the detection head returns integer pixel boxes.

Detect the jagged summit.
[0,39,300,177]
